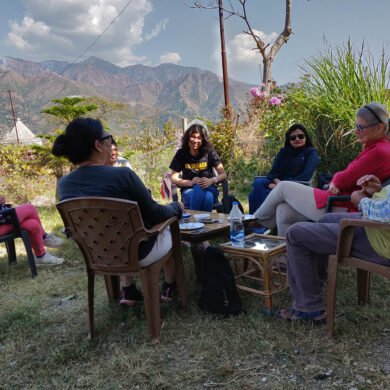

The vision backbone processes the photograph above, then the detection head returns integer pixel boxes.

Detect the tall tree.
[42,96,98,125]
[194,0,293,92]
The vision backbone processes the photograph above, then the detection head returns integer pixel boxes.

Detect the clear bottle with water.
[229,202,245,247]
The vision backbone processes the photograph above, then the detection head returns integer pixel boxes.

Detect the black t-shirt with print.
[169,148,221,182]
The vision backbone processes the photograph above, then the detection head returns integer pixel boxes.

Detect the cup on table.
[181,212,191,224]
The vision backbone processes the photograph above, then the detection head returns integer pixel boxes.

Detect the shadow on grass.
[0,210,389,389]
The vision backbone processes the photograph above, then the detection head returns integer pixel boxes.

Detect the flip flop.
[276,307,326,325]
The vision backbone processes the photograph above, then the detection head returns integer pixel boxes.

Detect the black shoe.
[119,284,143,306]
[161,281,177,302]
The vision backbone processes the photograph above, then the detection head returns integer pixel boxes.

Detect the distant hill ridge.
[0,56,251,135]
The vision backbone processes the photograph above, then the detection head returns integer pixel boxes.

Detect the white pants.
[253,181,346,236]
[139,228,172,267]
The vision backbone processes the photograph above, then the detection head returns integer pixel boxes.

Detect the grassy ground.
[1,207,389,389]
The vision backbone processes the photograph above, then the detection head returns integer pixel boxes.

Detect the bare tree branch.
[193,0,293,91]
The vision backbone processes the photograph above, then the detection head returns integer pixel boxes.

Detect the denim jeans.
[182,184,219,211]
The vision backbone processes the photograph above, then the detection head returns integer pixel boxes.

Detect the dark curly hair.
[52,118,106,164]
[283,123,314,149]
[181,124,211,157]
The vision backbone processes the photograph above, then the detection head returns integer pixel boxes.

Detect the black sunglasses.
[289,134,306,141]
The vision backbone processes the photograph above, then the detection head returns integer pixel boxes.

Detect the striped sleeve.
[360,186,390,223]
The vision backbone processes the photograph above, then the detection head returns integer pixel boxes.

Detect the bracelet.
[213,177,218,184]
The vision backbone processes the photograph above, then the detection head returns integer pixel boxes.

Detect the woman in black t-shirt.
[169,122,227,211]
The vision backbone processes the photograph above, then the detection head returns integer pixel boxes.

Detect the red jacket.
[314,137,390,210]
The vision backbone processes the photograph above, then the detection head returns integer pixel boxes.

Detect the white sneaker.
[43,233,64,248]
[35,252,64,265]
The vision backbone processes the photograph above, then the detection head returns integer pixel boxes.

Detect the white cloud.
[228,30,278,64]
[145,18,169,41]
[5,0,155,66]
[159,52,181,64]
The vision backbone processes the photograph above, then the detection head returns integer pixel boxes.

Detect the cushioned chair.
[326,218,390,337]
[56,196,186,342]
[0,207,37,277]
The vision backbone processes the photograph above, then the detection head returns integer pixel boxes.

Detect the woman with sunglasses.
[52,118,184,305]
[253,102,390,236]
[169,121,227,211]
[248,123,320,214]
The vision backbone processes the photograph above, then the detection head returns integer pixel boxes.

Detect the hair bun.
[52,133,69,157]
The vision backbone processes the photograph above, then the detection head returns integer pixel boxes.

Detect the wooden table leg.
[262,255,273,314]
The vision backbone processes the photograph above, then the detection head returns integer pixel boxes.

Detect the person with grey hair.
[253,102,390,235]
[277,173,390,323]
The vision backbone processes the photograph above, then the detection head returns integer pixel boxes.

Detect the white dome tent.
[3,118,42,146]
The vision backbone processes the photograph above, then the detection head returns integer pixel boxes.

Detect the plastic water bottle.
[230,202,245,247]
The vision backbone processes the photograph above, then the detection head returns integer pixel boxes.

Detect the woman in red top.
[253,101,390,236]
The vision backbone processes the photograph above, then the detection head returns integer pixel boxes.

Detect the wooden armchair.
[325,177,390,213]
[326,218,390,337]
[56,196,186,342]
[0,206,36,277]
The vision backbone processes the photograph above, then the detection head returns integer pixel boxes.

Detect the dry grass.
[1,207,389,389]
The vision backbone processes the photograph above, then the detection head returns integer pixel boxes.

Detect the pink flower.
[250,87,268,100]
[269,96,282,106]
[250,87,261,98]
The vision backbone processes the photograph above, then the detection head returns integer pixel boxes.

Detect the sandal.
[276,307,326,325]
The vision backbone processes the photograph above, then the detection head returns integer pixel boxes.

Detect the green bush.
[300,40,389,172]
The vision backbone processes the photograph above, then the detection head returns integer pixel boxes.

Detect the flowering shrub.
[250,86,268,100]
[269,96,283,106]
[250,85,284,107]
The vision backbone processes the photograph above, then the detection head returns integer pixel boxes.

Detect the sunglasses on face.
[289,134,305,141]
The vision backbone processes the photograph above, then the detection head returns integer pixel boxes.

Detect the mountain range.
[0,56,252,136]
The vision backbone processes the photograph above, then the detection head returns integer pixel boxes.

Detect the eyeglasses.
[289,134,305,141]
[355,123,379,133]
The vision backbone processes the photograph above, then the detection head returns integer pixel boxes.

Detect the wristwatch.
[213,177,218,184]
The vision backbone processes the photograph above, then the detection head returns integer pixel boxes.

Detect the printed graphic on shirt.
[184,161,208,170]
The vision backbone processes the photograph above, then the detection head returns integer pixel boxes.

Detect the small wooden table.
[179,210,231,243]
[221,234,288,313]
[179,210,255,282]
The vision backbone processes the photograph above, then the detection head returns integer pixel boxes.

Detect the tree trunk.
[262,57,273,92]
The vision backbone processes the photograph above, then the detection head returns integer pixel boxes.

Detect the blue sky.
[0,0,389,86]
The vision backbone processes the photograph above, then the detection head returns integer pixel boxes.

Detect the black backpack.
[198,246,242,316]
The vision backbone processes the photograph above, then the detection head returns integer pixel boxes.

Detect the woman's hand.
[191,177,202,185]
[327,182,340,195]
[0,196,6,205]
[268,179,280,189]
[357,174,381,196]
[197,177,213,189]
